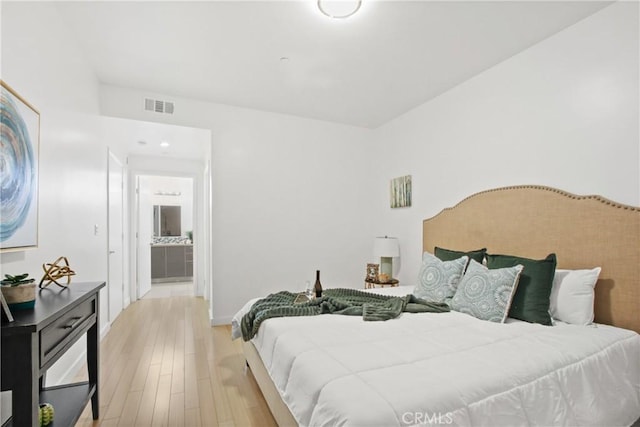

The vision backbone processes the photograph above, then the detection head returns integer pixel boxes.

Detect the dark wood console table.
[1,281,105,427]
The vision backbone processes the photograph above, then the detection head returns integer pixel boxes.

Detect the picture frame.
[0,81,40,252]
[366,263,379,282]
[390,175,412,208]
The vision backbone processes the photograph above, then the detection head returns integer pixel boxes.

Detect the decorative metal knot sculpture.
[39,256,76,288]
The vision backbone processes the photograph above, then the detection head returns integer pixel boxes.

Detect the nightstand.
[365,278,399,289]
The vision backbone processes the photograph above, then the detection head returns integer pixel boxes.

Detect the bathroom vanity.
[151,243,193,281]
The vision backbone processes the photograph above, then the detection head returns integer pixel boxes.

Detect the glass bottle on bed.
[314,270,322,298]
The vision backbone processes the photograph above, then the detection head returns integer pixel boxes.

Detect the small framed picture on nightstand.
[366,263,379,282]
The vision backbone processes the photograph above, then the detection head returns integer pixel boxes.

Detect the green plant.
[1,273,35,287]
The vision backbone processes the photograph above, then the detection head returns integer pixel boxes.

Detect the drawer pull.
[62,316,83,329]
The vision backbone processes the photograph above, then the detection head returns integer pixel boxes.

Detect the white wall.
[100,86,374,324]
[99,2,639,324]
[3,1,633,353]
[0,1,105,393]
[371,2,639,287]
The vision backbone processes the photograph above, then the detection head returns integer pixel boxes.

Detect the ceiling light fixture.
[160,141,170,148]
[317,0,362,19]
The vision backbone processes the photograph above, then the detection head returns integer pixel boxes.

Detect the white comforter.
[236,286,640,426]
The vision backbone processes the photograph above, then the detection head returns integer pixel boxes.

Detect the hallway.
[74,296,276,426]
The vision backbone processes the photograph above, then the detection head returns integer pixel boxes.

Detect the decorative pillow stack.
[450,260,523,323]
[414,252,468,303]
[419,247,599,327]
[486,253,557,326]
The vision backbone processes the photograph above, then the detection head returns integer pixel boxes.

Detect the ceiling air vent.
[143,98,174,115]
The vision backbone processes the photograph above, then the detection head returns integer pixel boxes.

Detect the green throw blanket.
[240,288,449,341]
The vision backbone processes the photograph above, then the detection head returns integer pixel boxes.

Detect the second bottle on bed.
[314,270,322,298]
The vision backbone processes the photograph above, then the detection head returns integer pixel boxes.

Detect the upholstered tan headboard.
[423,185,640,333]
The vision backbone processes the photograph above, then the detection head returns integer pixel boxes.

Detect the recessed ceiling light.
[318,0,362,19]
[160,141,170,148]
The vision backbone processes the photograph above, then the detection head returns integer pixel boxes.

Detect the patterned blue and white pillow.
[414,252,468,303]
[450,259,523,323]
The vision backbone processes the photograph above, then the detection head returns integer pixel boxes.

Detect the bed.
[236,185,640,426]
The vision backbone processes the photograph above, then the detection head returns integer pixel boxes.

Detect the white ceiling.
[56,1,611,129]
[104,116,211,161]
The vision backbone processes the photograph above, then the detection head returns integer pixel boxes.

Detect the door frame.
[107,149,126,322]
[128,162,205,303]
[135,175,153,299]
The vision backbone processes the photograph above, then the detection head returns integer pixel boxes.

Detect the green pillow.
[486,253,557,325]
[435,246,486,264]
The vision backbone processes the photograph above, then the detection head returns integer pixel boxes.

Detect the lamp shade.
[373,236,399,258]
[317,0,362,19]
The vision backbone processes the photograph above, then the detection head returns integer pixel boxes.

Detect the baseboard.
[101,322,111,340]
[53,322,110,386]
[55,347,88,386]
[211,314,232,326]
[209,307,233,326]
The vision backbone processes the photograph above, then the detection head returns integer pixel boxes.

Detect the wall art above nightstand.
[390,175,411,208]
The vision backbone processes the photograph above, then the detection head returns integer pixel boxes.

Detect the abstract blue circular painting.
[1,82,39,250]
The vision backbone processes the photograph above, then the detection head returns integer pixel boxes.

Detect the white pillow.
[549,267,601,325]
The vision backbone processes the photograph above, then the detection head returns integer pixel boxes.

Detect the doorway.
[137,174,195,299]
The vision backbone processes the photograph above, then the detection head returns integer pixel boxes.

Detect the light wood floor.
[74,296,277,427]
[143,282,194,299]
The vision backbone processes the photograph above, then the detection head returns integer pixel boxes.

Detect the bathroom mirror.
[153,205,181,236]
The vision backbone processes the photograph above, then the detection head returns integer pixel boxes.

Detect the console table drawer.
[40,296,96,367]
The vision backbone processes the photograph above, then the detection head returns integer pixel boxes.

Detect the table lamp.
[374,236,399,281]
